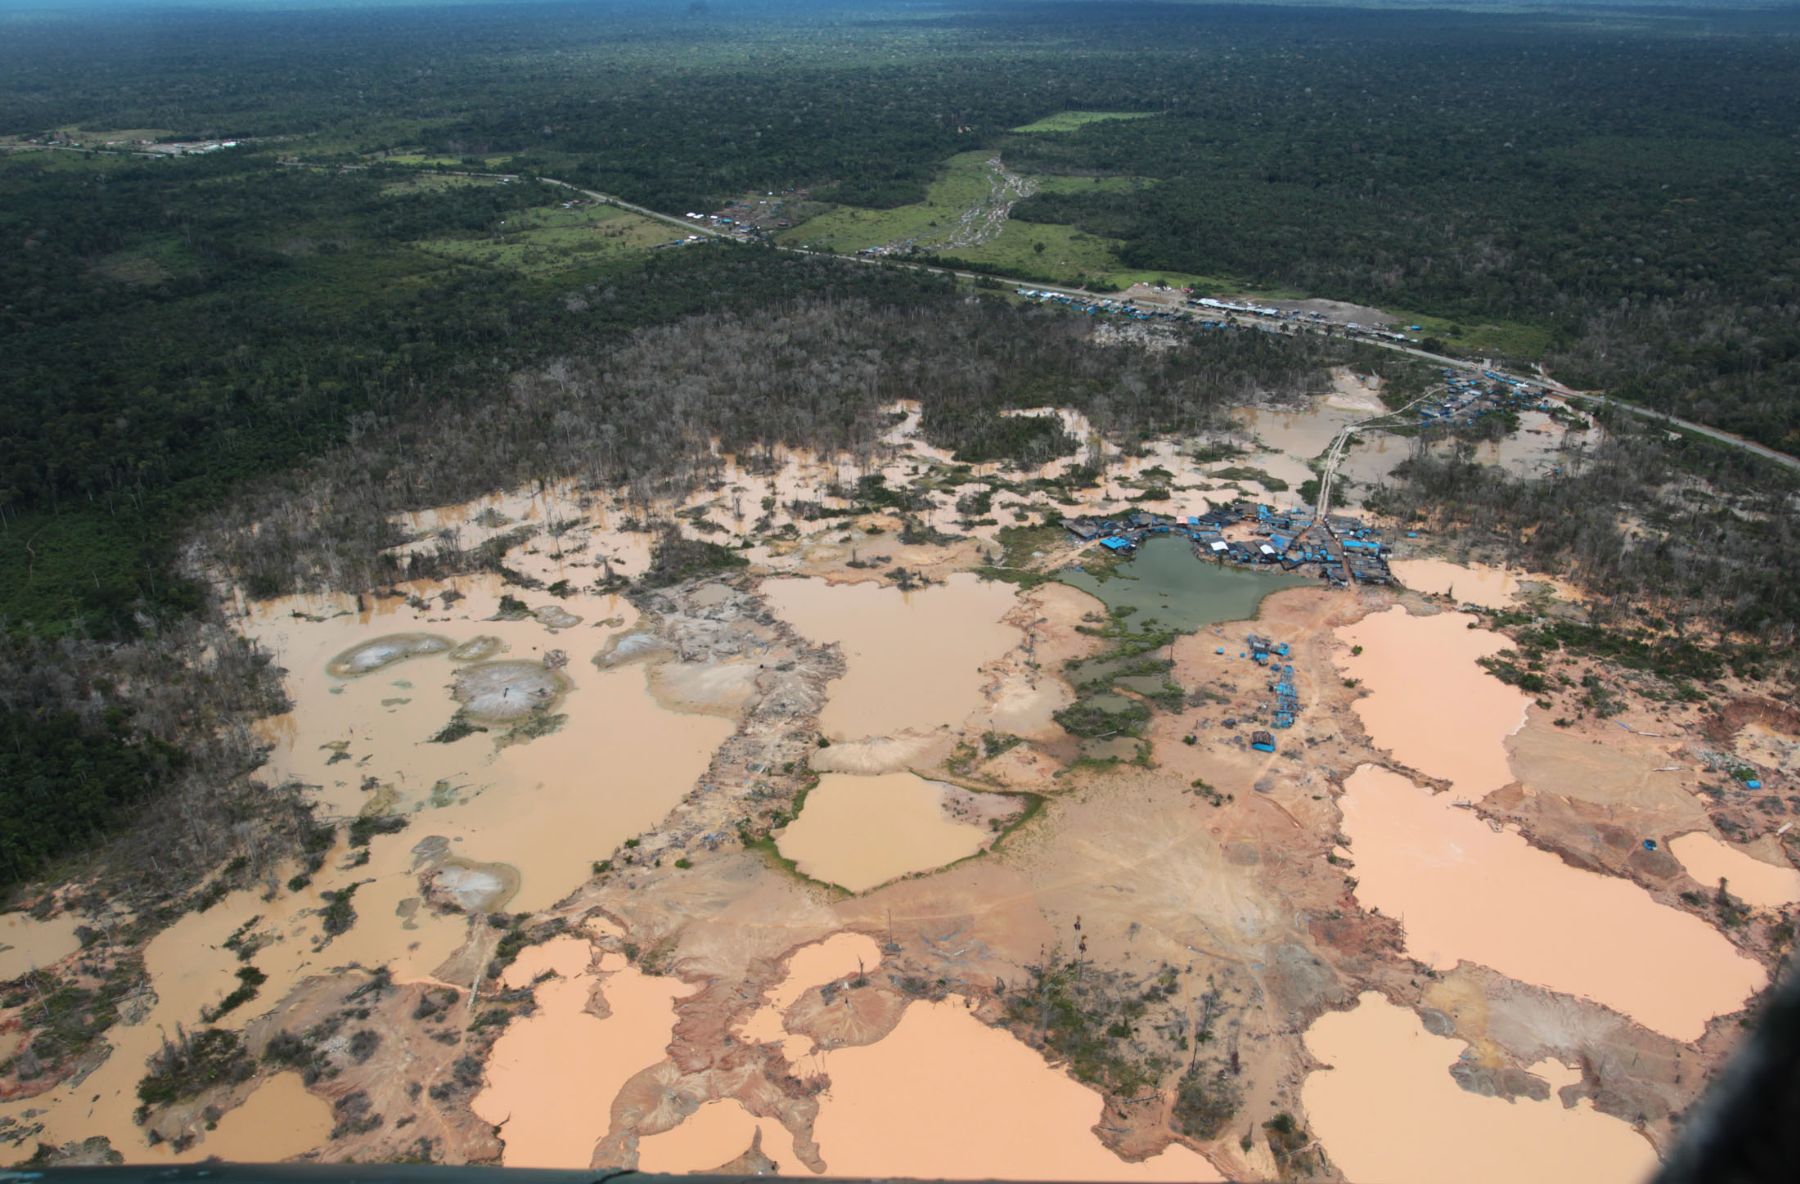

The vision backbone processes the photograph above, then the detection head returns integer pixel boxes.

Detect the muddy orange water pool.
[178,1073,333,1164]
[737,931,883,1058]
[1340,766,1763,1041]
[635,1100,789,1173]
[472,935,693,1168]
[809,997,1223,1181]
[1303,991,1656,1184]
[775,773,993,892]
[1336,605,1531,801]
[1670,832,1800,909]
[0,567,737,1159]
[1387,558,1525,609]
[761,574,1019,740]
[0,910,82,980]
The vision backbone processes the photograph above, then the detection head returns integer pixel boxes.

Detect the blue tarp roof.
[1100,537,1133,551]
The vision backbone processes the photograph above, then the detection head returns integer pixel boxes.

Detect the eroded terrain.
[3,388,1793,1183]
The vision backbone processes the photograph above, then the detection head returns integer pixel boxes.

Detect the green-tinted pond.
[1059,536,1311,631]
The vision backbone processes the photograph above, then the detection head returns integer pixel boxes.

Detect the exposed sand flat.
[473,936,694,1168]
[762,573,1020,740]
[178,1073,332,1164]
[1340,766,1764,1041]
[1736,720,1800,774]
[1506,719,1707,830]
[0,911,81,979]
[1336,606,1531,801]
[776,773,992,893]
[811,998,1223,1181]
[1389,558,1524,609]
[1671,832,1800,908]
[1303,992,1657,1184]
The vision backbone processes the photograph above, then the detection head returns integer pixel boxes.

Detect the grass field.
[1391,309,1556,364]
[379,151,513,169]
[415,200,675,275]
[778,151,1003,253]
[781,153,1188,288]
[1011,111,1161,134]
[377,172,502,197]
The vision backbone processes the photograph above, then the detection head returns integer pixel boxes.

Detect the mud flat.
[326,632,453,677]
[1671,832,1800,908]
[1340,766,1764,1041]
[1060,536,1310,632]
[0,910,82,979]
[1336,605,1530,801]
[775,773,994,892]
[451,659,570,723]
[472,936,694,1168]
[811,998,1221,1181]
[1388,559,1525,609]
[762,573,1019,740]
[1303,991,1656,1184]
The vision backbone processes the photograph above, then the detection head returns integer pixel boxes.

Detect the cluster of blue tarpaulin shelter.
[1062,504,1395,585]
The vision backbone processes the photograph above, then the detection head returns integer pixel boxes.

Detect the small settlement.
[1061,503,1395,588]
[1416,368,1557,426]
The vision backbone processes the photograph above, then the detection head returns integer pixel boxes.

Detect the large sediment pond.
[473,935,694,1168]
[1303,991,1656,1184]
[1336,605,1531,801]
[1060,536,1311,632]
[1340,766,1763,1041]
[810,998,1223,1181]
[762,573,1019,740]
[776,773,995,892]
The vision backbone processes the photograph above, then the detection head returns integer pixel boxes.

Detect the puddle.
[1340,766,1764,1041]
[1670,832,1800,908]
[776,774,992,893]
[1059,537,1311,632]
[762,574,1019,740]
[811,997,1221,1180]
[0,911,82,980]
[1336,606,1530,801]
[473,935,694,1168]
[1302,991,1656,1184]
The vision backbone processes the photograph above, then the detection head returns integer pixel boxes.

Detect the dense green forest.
[1,0,1798,893]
